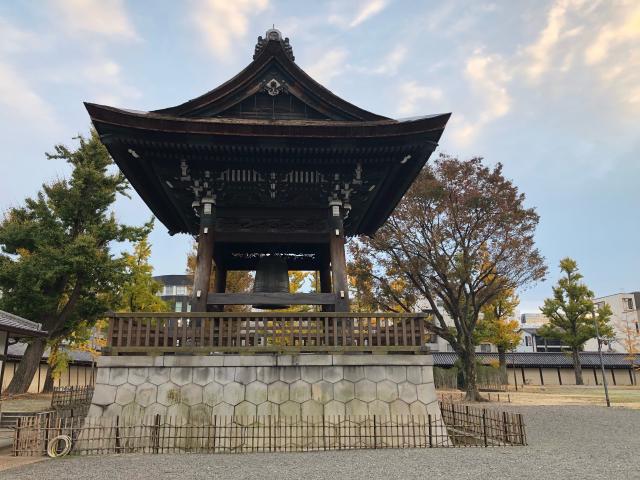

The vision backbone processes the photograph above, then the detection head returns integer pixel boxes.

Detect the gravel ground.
[4,405,639,480]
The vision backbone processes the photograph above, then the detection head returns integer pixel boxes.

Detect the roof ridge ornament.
[254,28,294,62]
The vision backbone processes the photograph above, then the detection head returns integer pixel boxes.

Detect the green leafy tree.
[0,131,149,394]
[360,155,546,401]
[477,289,521,384]
[539,258,613,385]
[116,234,168,312]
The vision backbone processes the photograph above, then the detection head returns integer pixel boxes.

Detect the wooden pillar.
[191,200,215,312]
[319,256,332,313]
[328,201,349,312]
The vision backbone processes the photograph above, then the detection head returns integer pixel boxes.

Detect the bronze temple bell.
[253,256,290,309]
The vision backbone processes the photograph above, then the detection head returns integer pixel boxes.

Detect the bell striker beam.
[328,200,349,312]
[191,198,215,312]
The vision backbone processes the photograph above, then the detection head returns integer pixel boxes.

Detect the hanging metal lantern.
[253,256,290,309]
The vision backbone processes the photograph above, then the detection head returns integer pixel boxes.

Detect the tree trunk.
[4,337,47,395]
[461,345,485,401]
[42,365,55,393]
[572,348,584,385]
[498,346,508,385]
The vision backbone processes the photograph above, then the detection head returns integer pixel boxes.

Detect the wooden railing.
[104,312,433,355]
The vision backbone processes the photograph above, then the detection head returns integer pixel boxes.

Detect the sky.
[0,0,639,313]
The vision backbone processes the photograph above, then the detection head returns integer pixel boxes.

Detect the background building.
[153,274,192,312]
[586,292,640,353]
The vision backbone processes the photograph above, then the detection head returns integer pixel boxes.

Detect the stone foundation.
[89,354,440,422]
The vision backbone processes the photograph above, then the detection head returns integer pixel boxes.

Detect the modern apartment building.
[153,274,192,313]
[586,292,640,353]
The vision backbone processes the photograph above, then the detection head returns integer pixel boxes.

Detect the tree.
[347,240,418,313]
[0,131,149,394]
[539,258,613,385]
[116,233,168,312]
[477,289,521,384]
[360,155,546,400]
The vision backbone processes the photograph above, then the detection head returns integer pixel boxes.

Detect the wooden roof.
[85,29,450,237]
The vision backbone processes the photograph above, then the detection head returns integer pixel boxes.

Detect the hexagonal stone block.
[145,403,168,418]
[409,401,427,417]
[193,367,216,386]
[189,404,212,424]
[180,384,203,406]
[257,402,279,416]
[299,366,323,383]
[301,399,323,417]
[324,400,345,417]
[121,402,144,420]
[279,400,301,417]
[96,368,109,384]
[406,366,422,385]
[311,381,333,403]
[398,382,418,403]
[389,399,410,416]
[157,382,181,406]
[214,367,235,385]
[368,400,390,417]
[92,384,117,406]
[280,367,301,383]
[421,366,434,384]
[234,367,257,384]
[103,403,123,417]
[376,380,398,403]
[354,379,376,402]
[364,366,385,382]
[109,368,128,386]
[135,382,158,407]
[204,382,224,406]
[167,402,189,420]
[115,383,136,406]
[128,368,149,385]
[245,381,267,404]
[148,367,170,385]
[386,366,407,383]
[170,367,192,386]
[334,380,355,402]
[322,366,343,383]
[346,399,368,417]
[267,381,289,404]
[417,384,435,404]
[256,367,279,384]
[223,383,245,405]
[87,405,103,417]
[235,401,256,417]
[211,401,234,417]
[289,380,311,403]
[343,366,365,382]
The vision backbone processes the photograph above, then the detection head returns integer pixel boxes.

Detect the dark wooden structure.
[86,29,449,312]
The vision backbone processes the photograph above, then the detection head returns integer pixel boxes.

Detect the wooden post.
[328,201,349,312]
[214,266,227,293]
[191,201,215,312]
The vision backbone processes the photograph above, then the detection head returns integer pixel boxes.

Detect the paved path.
[3,405,639,480]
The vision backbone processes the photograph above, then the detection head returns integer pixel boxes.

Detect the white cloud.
[370,45,407,76]
[394,81,443,116]
[585,5,640,64]
[525,0,584,81]
[51,0,138,40]
[192,0,269,60]
[0,61,59,131]
[82,59,141,105]
[0,18,45,54]
[329,0,389,29]
[305,48,349,85]
[452,52,511,145]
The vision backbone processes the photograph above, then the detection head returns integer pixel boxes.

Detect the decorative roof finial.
[254,28,294,62]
